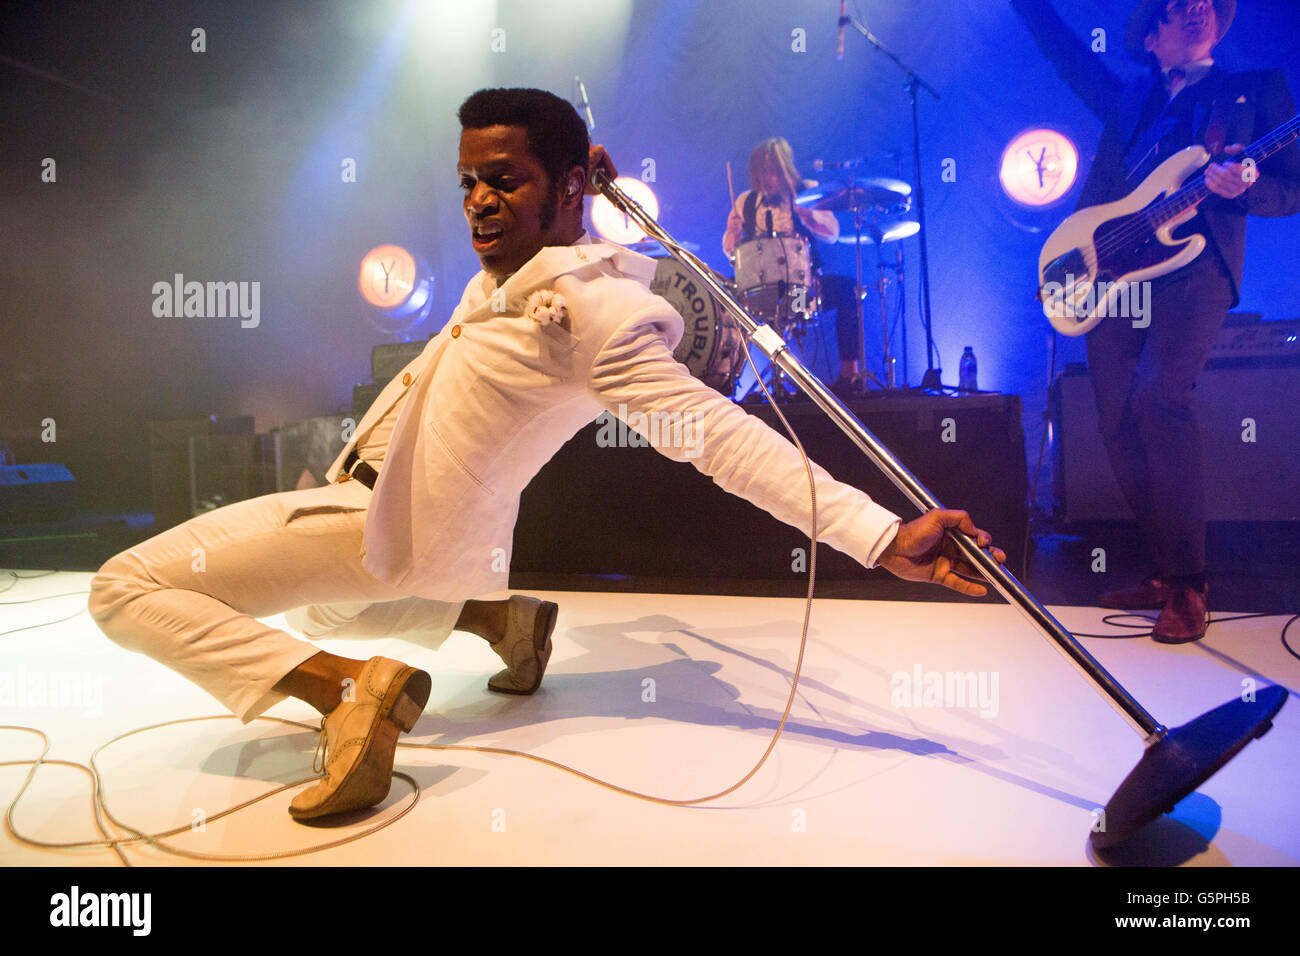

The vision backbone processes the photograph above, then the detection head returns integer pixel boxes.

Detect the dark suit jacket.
[1011,0,1300,305]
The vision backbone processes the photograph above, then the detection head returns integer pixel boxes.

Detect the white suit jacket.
[326,234,901,600]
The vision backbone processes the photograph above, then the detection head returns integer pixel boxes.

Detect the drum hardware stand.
[850,199,869,379]
[871,224,908,389]
[846,14,943,392]
[744,308,807,405]
[594,167,1288,851]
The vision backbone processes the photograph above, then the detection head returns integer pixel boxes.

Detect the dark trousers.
[818,273,861,366]
[1085,250,1235,578]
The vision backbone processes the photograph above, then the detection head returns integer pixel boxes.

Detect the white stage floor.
[2,571,1296,866]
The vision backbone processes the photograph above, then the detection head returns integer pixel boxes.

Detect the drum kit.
[647,171,919,401]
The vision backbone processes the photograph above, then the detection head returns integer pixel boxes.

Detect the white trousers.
[88,480,465,722]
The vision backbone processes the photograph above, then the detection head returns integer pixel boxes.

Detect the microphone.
[836,0,847,61]
[575,75,595,131]
[766,210,774,236]
[812,156,865,171]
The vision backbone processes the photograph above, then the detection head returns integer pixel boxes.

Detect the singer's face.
[459,124,568,278]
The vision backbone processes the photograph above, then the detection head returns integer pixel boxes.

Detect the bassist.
[1012,0,1300,641]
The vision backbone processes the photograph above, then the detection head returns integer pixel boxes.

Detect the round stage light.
[358,244,435,338]
[999,128,1079,207]
[591,177,659,244]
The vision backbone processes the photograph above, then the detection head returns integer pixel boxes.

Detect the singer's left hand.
[587,144,618,194]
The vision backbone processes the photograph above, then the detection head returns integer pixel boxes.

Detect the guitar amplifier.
[148,417,262,531]
[370,338,431,384]
[1052,325,1300,522]
[1206,316,1300,366]
[267,415,349,490]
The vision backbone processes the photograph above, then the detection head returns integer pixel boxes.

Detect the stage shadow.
[286,764,476,830]
[177,611,1124,829]
[197,726,480,799]
[1087,793,1225,866]
[409,613,1109,815]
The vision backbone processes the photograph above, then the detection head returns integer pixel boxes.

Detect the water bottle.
[959,346,978,392]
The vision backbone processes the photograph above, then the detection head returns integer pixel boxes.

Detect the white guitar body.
[1038,146,1210,336]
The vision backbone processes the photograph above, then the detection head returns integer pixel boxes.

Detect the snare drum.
[649,258,744,397]
[732,235,816,325]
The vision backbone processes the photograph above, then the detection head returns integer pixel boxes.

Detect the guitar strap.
[1194,68,1231,158]
[742,190,760,240]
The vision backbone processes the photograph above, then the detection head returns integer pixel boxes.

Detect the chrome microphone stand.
[593,168,1288,849]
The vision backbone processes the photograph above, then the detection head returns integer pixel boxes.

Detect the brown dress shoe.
[1152,584,1210,644]
[289,656,431,821]
[1099,574,1171,610]
[487,595,558,695]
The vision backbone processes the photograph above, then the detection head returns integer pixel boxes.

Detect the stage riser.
[513,395,1028,581]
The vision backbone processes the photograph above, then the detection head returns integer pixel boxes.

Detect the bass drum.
[649,257,744,397]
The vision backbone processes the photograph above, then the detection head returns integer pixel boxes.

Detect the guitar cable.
[1,331,829,863]
[4,516,1299,859]
[5,350,1295,860]
[1023,329,1058,588]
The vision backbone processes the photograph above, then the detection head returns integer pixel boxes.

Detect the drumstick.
[725,160,737,212]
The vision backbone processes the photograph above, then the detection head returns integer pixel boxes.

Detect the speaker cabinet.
[1052,362,1300,522]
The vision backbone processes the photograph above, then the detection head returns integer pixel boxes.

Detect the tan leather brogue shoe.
[487,595,558,695]
[289,656,431,821]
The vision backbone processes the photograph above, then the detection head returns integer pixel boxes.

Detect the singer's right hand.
[877,509,1006,598]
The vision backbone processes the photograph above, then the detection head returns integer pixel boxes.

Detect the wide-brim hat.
[1125,0,1236,61]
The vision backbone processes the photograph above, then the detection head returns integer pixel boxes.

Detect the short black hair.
[457,88,589,192]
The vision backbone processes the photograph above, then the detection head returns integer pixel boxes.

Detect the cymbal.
[796,176,912,213]
[832,219,920,245]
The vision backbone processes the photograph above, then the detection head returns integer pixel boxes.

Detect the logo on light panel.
[1000,129,1078,207]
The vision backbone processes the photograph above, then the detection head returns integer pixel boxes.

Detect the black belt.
[339,449,379,489]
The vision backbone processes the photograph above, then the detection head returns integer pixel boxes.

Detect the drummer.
[723,138,864,397]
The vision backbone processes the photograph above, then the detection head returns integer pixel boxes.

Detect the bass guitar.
[1038,114,1300,336]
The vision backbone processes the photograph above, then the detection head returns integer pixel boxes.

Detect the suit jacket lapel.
[1118,72,1161,151]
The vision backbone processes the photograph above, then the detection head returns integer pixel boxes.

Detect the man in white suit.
[89,88,1004,821]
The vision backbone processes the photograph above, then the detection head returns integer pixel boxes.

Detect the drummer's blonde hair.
[748,138,802,197]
